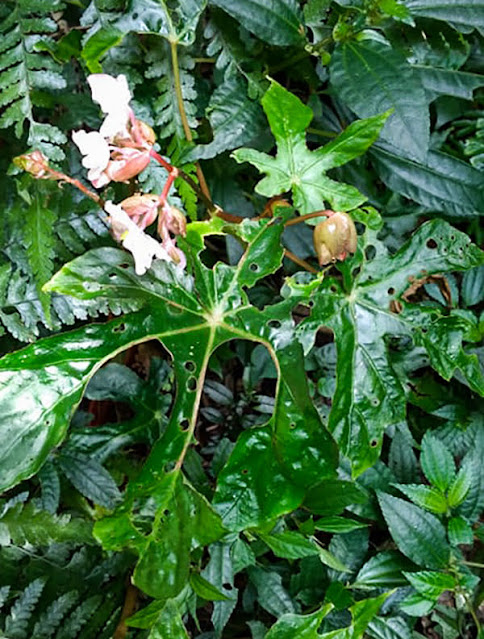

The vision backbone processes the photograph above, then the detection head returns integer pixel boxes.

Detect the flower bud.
[133,120,156,147]
[13,151,50,178]
[165,206,187,237]
[120,194,159,229]
[313,212,357,266]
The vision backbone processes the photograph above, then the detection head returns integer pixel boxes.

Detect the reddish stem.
[149,148,174,172]
[159,168,179,203]
[48,169,102,205]
[284,210,334,227]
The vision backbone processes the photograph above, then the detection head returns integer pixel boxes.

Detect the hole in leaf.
[249,263,259,273]
[223,583,233,590]
[186,377,197,392]
[119,263,130,269]
[365,245,376,260]
[163,509,170,517]
[267,319,281,329]
[84,282,100,292]
[180,419,189,431]
[184,360,196,372]
[289,423,296,430]
[112,323,126,333]
[387,287,395,295]
[330,285,337,293]
[108,272,117,279]
[352,267,361,278]
[371,398,379,407]
[242,468,248,475]
[426,238,437,249]
[370,439,378,448]
[307,300,314,308]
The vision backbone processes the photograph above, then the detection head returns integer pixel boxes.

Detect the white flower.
[105,201,170,275]
[87,74,132,139]
[72,130,110,187]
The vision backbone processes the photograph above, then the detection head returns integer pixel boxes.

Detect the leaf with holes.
[294,219,484,476]
[0,216,338,601]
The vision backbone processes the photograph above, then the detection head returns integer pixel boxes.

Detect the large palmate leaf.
[233,81,389,213]
[330,37,429,162]
[295,219,484,476]
[1,216,337,599]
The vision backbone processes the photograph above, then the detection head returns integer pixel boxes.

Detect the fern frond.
[37,462,60,514]
[0,264,45,341]
[3,578,45,639]
[31,592,78,639]
[54,595,103,639]
[20,186,57,324]
[0,195,141,342]
[0,0,67,160]
[204,12,264,99]
[0,502,93,547]
[176,161,198,219]
[145,40,198,140]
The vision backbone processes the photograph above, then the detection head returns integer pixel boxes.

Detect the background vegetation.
[0,0,483,637]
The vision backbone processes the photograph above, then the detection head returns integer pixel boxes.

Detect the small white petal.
[99,113,130,139]
[87,74,131,116]
[105,201,170,275]
[72,130,110,171]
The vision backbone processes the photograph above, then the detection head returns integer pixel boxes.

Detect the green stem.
[463,561,484,569]
[307,127,338,139]
[169,39,212,207]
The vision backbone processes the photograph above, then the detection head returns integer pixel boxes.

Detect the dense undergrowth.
[0,1,483,638]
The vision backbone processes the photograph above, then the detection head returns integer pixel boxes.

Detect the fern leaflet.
[0,502,93,547]
[3,578,45,639]
[145,40,198,140]
[0,0,67,160]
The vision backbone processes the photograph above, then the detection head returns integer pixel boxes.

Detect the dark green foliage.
[0,1,483,638]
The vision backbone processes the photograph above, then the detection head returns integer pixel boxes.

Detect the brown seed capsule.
[313,212,357,266]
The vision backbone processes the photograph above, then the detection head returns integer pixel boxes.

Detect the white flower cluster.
[72,74,151,188]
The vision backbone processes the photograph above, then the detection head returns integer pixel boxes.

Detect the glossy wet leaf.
[265,605,332,638]
[233,81,388,213]
[295,219,484,475]
[35,218,337,599]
